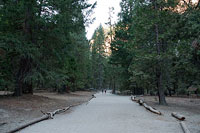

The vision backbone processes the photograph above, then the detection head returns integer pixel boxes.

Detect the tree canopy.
[0,0,96,96]
[0,0,199,103]
[109,0,200,105]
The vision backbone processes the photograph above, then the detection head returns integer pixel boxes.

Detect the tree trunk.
[23,82,33,94]
[146,88,149,95]
[14,58,26,96]
[112,76,116,94]
[14,78,23,96]
[14,2,34,96]
[109,78,112,89]
[14,57,33,96]
[155,11,167,105]
[168,88,172,96]
[157,70,167,105]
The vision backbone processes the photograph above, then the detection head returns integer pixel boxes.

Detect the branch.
[189,0,191,5]
[182,0,190,8]
[195,0,200,9]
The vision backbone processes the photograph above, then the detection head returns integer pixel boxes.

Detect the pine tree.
[0,0,95,96]
[91,25,106,90]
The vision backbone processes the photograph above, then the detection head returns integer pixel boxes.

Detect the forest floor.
[0,91,95,133]
[140,96,200,133]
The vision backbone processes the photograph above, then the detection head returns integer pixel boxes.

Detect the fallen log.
[86,95,96,105]
[143,103,149,108]
[147,106,161,115]
[8,103,82,133]
[52,106,70,116]
[92,94,96,98]
[171,112,185,121]
[131,95,137,102]
[46,107,70,119]
[141,103,161,115]
[138,99,144,106]
[180,122,190,133]
[131,95,133,100]
[130,97,161,115]
[7,114,49,133]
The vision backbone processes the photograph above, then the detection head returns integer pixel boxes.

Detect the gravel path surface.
[19,91,182,133]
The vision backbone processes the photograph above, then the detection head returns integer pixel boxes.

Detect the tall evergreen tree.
[110,0,200,105]
[0,0,95,96]
[91,25,106,90]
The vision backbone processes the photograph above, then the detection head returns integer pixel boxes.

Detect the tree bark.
[133,98,162,115]
[154,0,167,105]
[14,76,23,96]
[157,69,167,105]
[143,103,162,115]
[14,1,34,96]
[171,112,185,121]
[14,57,33,96]
[138,99,144,105]
[112,75,116,94]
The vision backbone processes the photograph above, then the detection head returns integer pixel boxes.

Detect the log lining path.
[19,91,182,133]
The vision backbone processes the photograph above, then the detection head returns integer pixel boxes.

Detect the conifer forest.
[0,0,200,105]
[1,1,200,133]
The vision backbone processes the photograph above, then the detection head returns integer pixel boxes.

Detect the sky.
[86,0,122,40]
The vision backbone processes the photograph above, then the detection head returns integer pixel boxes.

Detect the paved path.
[20,91,182,133]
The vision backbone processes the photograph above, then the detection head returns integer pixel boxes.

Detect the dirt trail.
[20,91,182,133]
